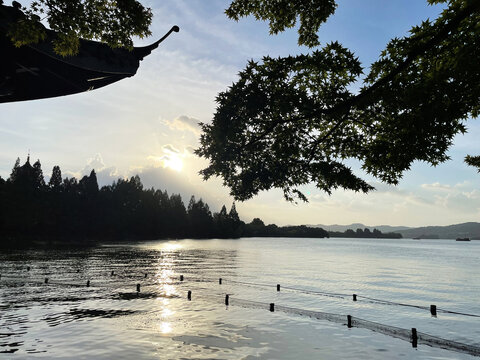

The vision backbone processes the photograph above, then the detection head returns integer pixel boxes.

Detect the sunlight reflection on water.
[0,238,479,359]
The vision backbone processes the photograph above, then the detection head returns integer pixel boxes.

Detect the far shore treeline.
[329,228,402,239]
[0,157,401,246]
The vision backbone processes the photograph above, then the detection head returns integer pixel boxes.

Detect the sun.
[163,154,183,172]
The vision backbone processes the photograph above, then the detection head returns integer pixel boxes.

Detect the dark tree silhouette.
[0,156,331,247]
[32,159,45,187]
[48,165,62,190]
[9,157,20,182]
[187,196,214,238]
[213,205,229,238]
[329,227,401,239]
[465,155,480,172]
[229,203,240,223]
[242,218,330,238]
[197,0,480,201]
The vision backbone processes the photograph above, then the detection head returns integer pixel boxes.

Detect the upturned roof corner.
[0,2,179,103]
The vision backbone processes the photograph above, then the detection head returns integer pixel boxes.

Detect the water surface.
[1,238,479,359]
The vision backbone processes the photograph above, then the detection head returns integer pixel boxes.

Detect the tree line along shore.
[0,157,402,246]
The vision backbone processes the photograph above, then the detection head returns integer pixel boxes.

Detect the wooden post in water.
[277,284,280,291]
[219,278,222,285]
[187,290,192,301]
[145,273,148,278]
[44,278,49,284]
[270,303,275,312]
[27,266,30,271]
[87,280,90,287]
[225,294,229,306]
[180,275,184,281]
[347,315,352,328]
[136,283,141,292]
[411,328,418,348]
[353,294,357,301]
[111,270,115,276]
[430,305,437,316]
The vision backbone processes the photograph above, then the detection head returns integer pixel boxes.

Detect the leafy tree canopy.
[197,0,480,201]
[225,0,337,48]
[465,155,480,172]
[5,0,152,56]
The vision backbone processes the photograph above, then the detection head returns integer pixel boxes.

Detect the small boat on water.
[456,238,470,241]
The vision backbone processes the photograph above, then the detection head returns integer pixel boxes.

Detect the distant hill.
[310,223,411,233]
[396,222,480,240]
[310,222,480,239]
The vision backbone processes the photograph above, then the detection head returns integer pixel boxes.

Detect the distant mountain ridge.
[396,222,480,240]
[309,222,480,239]
[309,223,412,233]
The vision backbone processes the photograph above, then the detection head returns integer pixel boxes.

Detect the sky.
[1,0,479,227]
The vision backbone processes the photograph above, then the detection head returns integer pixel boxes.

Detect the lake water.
[1,238,479,359]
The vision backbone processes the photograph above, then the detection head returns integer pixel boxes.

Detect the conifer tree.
[32,159,45,188]
[228,203,240,223]
[219,205,228,218]
[9,157,20,182]
[48,165,62,190]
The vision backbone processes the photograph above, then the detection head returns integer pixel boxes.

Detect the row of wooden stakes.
[184,288,421,349]
[2,271,439,317]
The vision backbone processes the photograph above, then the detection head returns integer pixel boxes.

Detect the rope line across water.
[184,291,480,358]
[1,274,480,357]
[217,277,480,318]
[2,273,480,318]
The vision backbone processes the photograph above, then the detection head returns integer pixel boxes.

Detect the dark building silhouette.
[0,2,179,103]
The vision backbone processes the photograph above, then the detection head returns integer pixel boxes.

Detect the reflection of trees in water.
[0,244,239,275]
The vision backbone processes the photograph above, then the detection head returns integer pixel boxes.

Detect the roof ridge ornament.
[134,25,180,61]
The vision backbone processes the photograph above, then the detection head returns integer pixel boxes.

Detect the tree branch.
[305,1,480,163]
[322,0,480,118]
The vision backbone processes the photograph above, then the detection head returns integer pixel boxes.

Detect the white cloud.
[463,189,480,199]
[415,181,480,214]
[454,181,473,189]
[368,181,405,194]
[164,115,201,135]
[421,182,451,191]
[83,153,106,173]
[162,144,181,154]
[432,191,480,213]
[80,153,119,182]
[61,154,119,185]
